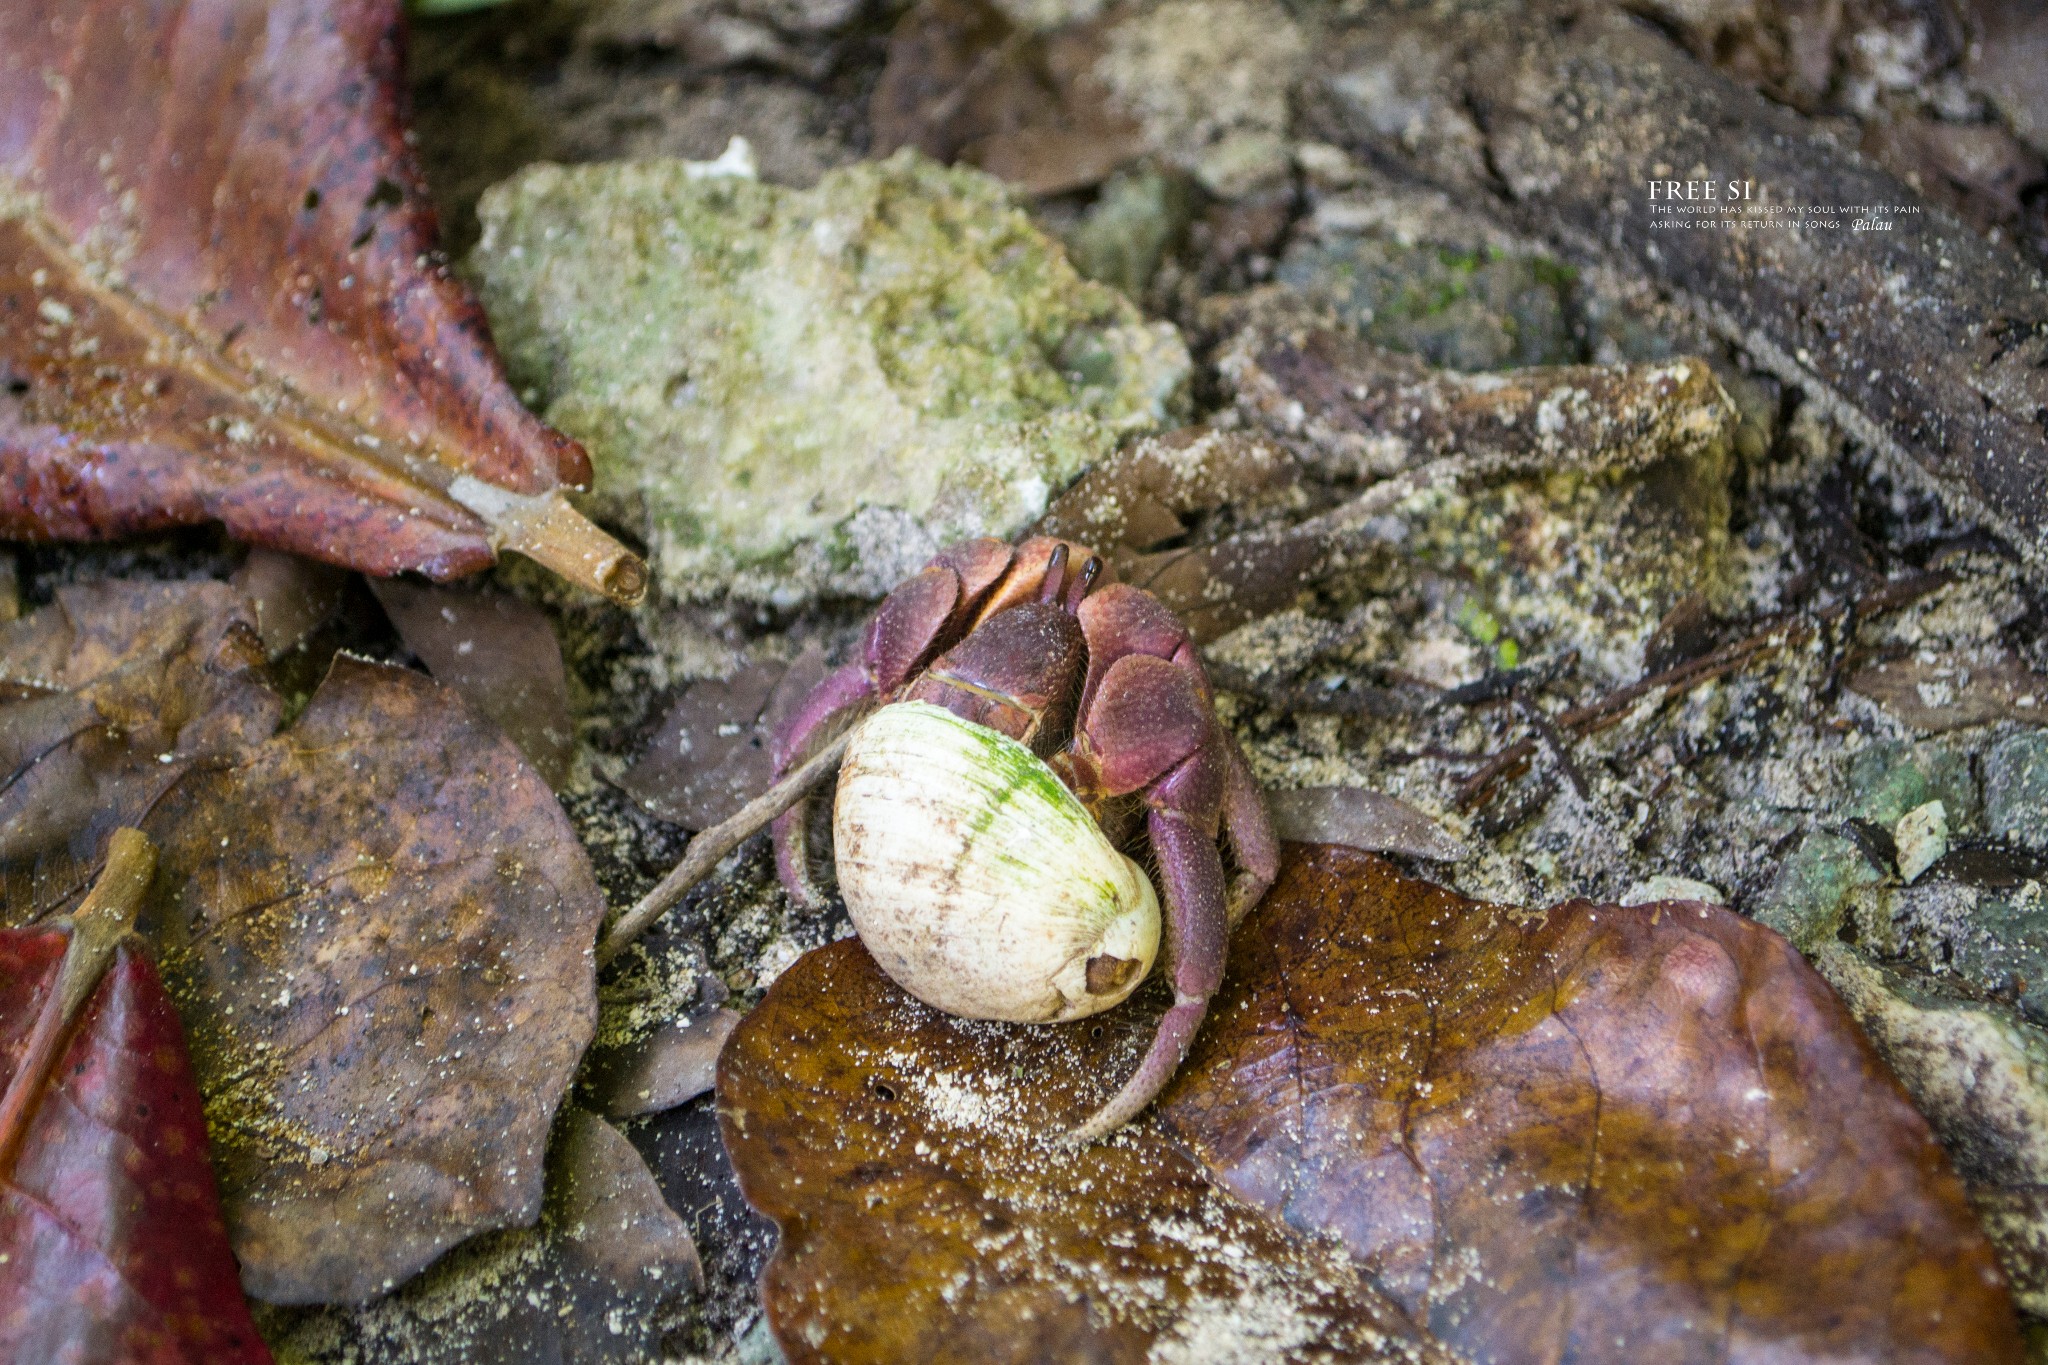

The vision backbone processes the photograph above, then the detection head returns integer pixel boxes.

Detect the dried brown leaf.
[720,939,1450,1365]
[623,647,827,831]
[231,549,351,659]
[723,845,2024,1363]
[372,578,577,788]
[1847,650,2048,732]
[0,580,604,1305]
[1164,848,2022,1361]
[555,1108,704,1296]
[591,1007,744,1119]
[870,0,1143,197]
[1263,787,1468,862]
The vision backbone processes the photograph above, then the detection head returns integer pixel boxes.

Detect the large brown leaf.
[719,942,1451,1365]
[0,580,605,1305]
[0,0,643,603]
[721,845,2023,1364]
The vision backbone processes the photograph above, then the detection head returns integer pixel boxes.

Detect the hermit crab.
[768,536,1278,1141]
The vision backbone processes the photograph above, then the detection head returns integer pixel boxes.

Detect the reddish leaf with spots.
[0,0,643,603]
[0,830,271,1364]
[721,844,2025,1363]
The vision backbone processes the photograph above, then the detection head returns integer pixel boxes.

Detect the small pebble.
[1894,800,1949,883]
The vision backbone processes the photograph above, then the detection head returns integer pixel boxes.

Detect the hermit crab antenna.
[1063,555,1102,613]
[1037,543,1071,604]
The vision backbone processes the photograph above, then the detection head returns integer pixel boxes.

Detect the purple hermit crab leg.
[1219,734,1279,925]
[596,728,861,965]
[1066,785,1230,1143]
[768,662,879,907]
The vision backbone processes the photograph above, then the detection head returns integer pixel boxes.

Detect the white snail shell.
[832,701,1160,1023]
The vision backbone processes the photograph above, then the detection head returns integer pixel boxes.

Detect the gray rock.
[1092,0,1306,199]
[1954,886,2048,1031]
[1065,169,1197,299]
[1987,732,2048,853]
[1752,828,1889,952]
[1273,234,1581,371]
[1846,740,1981,831]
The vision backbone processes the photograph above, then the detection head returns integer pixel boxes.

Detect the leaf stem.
[447,477,648,606]
[596,727,857,966]
[0,828,156,1182]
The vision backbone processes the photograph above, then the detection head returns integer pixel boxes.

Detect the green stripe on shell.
[832,701,1160,1023]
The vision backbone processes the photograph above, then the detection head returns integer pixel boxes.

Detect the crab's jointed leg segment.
[1219,734,1279,926]
[1067,743,1230,1143]
[769,663,880,907]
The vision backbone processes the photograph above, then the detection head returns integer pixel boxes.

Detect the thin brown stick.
[0,828,155,1182]
[596,728,856,966]
[1454,622,1812,809]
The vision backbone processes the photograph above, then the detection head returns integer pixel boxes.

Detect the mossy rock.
[1275,236,1581,371]
[471,150,1191,604]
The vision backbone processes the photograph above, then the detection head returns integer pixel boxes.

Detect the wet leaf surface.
[0,0,642,602]
[0,579,604,1305]
[720,939,1448,1365]
[0,911,271,1361]
[723,844,2024,1364]
[372,577,578,787]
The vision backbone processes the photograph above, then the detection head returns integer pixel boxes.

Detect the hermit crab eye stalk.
[1038,542,1070,602]
[1066,554,1102,612]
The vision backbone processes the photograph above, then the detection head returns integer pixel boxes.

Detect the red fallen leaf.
[0,0,644,604]
[0,829,271,1364]
[721,845,2024,1363]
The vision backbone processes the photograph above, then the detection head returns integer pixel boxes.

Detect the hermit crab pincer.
[769,536,1279,1141]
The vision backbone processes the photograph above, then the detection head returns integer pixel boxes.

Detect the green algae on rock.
[470,150,1190,604]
